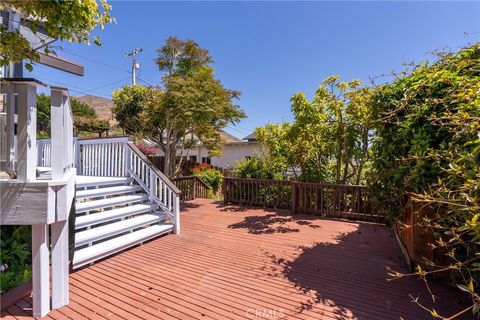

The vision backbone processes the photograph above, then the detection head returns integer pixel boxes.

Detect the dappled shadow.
[264,223,470,319]
[180,201,202,210]
[228,211,322,235]
[218,204,250,213]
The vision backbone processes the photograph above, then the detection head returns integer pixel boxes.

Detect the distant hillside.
[73,95,116,125]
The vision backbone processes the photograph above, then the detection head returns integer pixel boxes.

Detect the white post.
[32,224,50,318]
[125,144,131,177]
[50,87,71,309]
[64,96,73,169]
[50,89,66,179]
[51,220,69,308]
[74,138,80,173]
[174,194,180,234]
[15,83,37,180]
[5,84,15,171]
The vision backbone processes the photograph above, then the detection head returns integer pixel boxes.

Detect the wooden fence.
[172,176,211,201]
[222,177,382,222]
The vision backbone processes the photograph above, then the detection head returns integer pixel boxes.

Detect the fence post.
[192,178,196,199]
[291,181,298,214]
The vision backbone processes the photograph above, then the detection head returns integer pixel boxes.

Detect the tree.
[36,94,110,137]
[255,76,372,184]
[113,37,245,176]
[0,0,113,70]
[111,85,148,135]
[254,123,298,177]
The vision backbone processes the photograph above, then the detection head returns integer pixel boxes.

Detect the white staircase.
[73,174,177,269]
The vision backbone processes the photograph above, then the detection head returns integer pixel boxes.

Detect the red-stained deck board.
[2,199,468,320]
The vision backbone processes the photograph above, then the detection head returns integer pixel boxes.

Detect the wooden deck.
[2,199,467,319]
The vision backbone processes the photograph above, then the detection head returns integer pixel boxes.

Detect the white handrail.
[35,136,180,233]
[76,137,130,176]
[127,142,181,234]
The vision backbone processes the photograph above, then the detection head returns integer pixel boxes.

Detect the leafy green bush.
[233,156,283,180]
[369,43,480,316]
[0,226,32,293]
[195,168,223,194]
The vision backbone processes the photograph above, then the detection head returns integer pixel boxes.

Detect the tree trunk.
[163,145,172,176]
[335,122,344,184]
[355,128,369,185]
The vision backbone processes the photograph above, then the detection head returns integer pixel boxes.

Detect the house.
[153,131,260,169]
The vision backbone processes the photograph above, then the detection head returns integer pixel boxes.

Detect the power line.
[86,77,130,92]
[227,124,254,134]
[59,48,131,74]
[226,125,249,135]
[34,76,119,99]
[138,78,155,87]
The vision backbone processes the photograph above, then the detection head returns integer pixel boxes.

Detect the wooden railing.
[223,178,292,209]
[223,177,381,222]
[172,176,210,201]
[76,137,130,176]
[127,142,181,233]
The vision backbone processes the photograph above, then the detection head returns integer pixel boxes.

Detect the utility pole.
[125,48,143,85]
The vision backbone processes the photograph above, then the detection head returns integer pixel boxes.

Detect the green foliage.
[255,78,372,184]
[112,37,245,176]
[0,0,113,68]
[0,226,32,293]
[233,155,283,180]
[111,85,149,135]
[73,116,110,137]
[370,43,480,316]
[36,94,107,137]
[254,123,297,177]
[36,94,51,133]
[195,168,223,193]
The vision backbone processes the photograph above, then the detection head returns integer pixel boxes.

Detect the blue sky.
[31,1,480,138]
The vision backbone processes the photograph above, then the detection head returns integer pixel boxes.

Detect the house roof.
[243,132,256,141]
[220,131,241,143]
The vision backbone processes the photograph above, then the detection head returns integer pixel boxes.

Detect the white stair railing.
[76,137,130,176]
[37,136,181,233]
[127,142,181,234]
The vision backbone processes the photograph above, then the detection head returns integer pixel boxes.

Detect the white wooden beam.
[51,220,69,309]
[5,84,15,171]
[50,89,65,180]
[32,224,50,318]
[174,195,180,234]
[15,83,37,180]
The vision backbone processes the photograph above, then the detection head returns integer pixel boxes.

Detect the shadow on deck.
[2,199,468,320]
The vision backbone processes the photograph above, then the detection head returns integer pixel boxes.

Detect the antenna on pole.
[125,48,143,85]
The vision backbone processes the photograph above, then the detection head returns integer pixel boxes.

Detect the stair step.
[73,224,173,269]
[75,213,165,247]
[75,203,159,229]
[76,194,149,213]
[76,185,143,199]
[76,176,133,188]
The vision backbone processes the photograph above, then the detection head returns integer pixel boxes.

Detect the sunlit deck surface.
[2,199,467,320]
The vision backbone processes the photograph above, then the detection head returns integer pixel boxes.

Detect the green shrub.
[233,156,283,180]
[0,226,32,293]
[195,168,223,194]
[369,43,480,316]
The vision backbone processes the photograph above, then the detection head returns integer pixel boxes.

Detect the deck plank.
[3,199,467,320]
